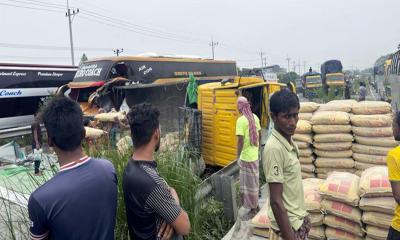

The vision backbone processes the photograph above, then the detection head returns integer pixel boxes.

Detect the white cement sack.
[314,158,354,169]
[352,101,392,115]
[352,126,393,137]
[312,125,352,134]
[314,134,353,143]
[314,142,352,151]
[354,136,398,147]
[359,166,392,197]
[319,172,360,206]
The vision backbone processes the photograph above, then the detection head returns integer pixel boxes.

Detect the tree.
[278,71,299,85]
[79,53,88,65]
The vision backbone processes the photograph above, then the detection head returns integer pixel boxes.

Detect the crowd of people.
[27,88,400,240]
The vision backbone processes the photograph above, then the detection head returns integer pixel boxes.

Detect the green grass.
[1,142,232,240]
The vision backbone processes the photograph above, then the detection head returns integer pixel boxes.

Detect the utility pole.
[65,0,79,66]
[303,61,307,74]
[260,50,266,68]
[113,48,124,56]
[298,59,301,75]
[209,37,218,60]
[286,56,291,73]
[292,61,296,73]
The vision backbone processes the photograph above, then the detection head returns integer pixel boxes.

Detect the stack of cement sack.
[311,110,354,179]
[303,178,325,240]
[319,172,364,240]
[351,101,397,175]
[299,102,319,121]
[250,201,271,238]
[294,120,315,178]
[359,166,395,240]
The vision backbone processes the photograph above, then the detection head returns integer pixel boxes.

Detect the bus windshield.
[73,60,112,82]
[306,75,322,84]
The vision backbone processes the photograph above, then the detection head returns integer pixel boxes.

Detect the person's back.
[28,97,117,240]
[29,158,117,240]
[359,83,367,101]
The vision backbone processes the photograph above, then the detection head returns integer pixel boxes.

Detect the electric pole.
[260,50,266,68]
[292,61,296,73]
[209,37,218,60]
[65,0,79,66]
[286,57,291,73]
[113,48,124,56]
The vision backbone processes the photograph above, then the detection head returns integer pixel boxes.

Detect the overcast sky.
[0,0,399,72]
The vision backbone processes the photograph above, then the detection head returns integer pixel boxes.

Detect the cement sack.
[321,199,362,223]
[366,225,389,240]
[294,141,310,149]
[300,102,320,113]
[309,226,325,239]
[251,201,270,228]
[318,103,352,113]
[325,227,363,240]
[314,133,353,143]
[353,153,387,165]
[299,148,313,157]
[316,168,355,175]
[352,101,392,115]
[303,178,324,212]
[314,149,353,158]
[84,127,107,139]
[299,156,314,164]
[319,172,360,206]
[317,173,328,179]
[94,111,125,122]
[310,213,324,226]
[355,136,398,147]
[362,211,392,229]
[299,113,313,121]
[295,120,312,134]
[323,215,364,237]
[359,166,392,197]
[293,134,313,144]
[313,124,352,134]
[251,228,268,238]
[350,114,392,127]
[329,99,358,106]
[352,143,392,156]
[301,164,315,173]
[302,172,316,179]
[355,161,383,171]
[359,197,396,214]
[355,170,363,177]
[314,158,354,169]
[314,142,352,151]
[311,111,350,125]
[352,126,393,137]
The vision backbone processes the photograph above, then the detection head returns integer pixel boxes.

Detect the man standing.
[28,97,117,240]
[123,103,190,240]
[31,112,43,175]
[236,96,261,219]
[387,112,400,239]
[359,82,367,101]
[263,89,310,240]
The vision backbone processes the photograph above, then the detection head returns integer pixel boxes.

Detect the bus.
[0,63,77,129]
[58,56,237,132]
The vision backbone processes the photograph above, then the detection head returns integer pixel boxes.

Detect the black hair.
[42,96,85,151]
[127,103,160,148]
[270,89,300,115]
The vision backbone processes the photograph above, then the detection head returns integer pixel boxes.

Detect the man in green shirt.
[263,89,310,240]
[236,96,261,219]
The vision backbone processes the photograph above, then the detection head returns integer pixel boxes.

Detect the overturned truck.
[57,56,237,133]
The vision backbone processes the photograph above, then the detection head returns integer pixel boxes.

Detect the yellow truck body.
[197,77,286,167]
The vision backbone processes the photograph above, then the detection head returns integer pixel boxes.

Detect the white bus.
[0,63,77,129]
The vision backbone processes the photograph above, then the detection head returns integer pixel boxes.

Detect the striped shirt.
[123,160,181,240]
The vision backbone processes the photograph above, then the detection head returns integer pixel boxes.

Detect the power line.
[0,1,63,13]
[0,42,122,52]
